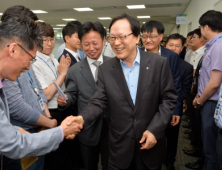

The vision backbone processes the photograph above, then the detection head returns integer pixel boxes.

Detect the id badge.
[38,97,45,111]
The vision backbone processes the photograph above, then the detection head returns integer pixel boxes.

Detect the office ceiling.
[0,0,191,37]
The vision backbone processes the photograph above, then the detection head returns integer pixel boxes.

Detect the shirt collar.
[144,45,161,55]
[195,45,206,54]
[206,32,222,49]
[65,48,78,58]
[0,79,5,89]
[120,48,140,67]
[87,53,103,65]
[37,51,55,61]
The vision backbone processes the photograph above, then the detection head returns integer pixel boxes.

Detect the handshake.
[59,115,84,139]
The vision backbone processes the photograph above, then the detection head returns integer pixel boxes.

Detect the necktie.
[92,61,101,81]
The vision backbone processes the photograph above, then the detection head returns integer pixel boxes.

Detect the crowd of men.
[0,4,222,170]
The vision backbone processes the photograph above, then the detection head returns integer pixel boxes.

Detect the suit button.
[134,119,137,122]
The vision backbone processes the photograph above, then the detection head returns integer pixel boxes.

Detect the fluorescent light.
[56,24,66,26]
[104,27,106,28]
[137,16,150,19]
[62,18,76,21]
[0,13,3,15]
[53,28,62,29]
[73,8,93,11]
[36,20,44,22]
[143,22,146,24]
[32,10,47,14]
[98,17,112,20]
[127,5,145,9]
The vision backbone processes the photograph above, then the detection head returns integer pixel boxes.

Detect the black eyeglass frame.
[7,44,36,64]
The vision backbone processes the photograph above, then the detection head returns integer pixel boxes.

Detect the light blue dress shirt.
[215,83,222,129]
[120,49,140,105]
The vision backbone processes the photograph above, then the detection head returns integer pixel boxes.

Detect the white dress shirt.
[65,48,80,62]
[86,54,103,80]
[185,46,205,69]
[32,51,65,109]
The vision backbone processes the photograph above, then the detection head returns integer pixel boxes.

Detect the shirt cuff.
[58,126,64,142]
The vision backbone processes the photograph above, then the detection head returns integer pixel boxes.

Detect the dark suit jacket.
[60,56,110,146]
[160,46,182,116]
[58,49,77,67]
[80,50,177,169]
[179,58,193,101]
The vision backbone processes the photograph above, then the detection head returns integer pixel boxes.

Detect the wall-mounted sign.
[176,14,187,25]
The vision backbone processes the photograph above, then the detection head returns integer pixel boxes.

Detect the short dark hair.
[0,15,42,50]
[187,31,194,37]
[199,10,222,32]
[78,21,106,41]
[1,5,38,22]
[37,22,54,38]
[141,20,165,34]
[109,13,140,37]
[62,21,82,42]
[166,33,186,46]
[192,28,201,38]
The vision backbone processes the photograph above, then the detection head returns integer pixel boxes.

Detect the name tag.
[38,97,45,111]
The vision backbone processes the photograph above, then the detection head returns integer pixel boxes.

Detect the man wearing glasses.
[0,9,82,170]
[73,14,177,170]
[141,20,181,170]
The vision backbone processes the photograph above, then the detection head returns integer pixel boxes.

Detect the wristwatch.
[196,100,202,107]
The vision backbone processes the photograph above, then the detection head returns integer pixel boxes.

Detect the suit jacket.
[60,56,110,146]
[58,49,77,67]
[80,50,177,169]
[160,46,182,116]
[179,58,193,101]
[0,88,62,160]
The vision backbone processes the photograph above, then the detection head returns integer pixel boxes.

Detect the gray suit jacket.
[0,88,62,159]
[60,56,110,146]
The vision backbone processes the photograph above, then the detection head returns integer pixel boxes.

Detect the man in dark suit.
[141,21,182,128]
[58,21,82,66]
[57,22,110,170]
[72,14,177,170]
[165,33,193,170]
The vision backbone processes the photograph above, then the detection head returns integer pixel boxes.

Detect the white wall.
[170,0,218,37]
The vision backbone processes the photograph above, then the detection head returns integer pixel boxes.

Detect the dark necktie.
[92,61,101,81]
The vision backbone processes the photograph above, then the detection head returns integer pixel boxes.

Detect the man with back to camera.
[72,13,177,170]
[192,10,222,170]
[58,21,110,170]
[59,21,82,66]
[0,10,82,169]
[165,33,193,170]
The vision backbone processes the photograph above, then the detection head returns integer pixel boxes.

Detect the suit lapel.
[134,51,151,113]
[111,58,134,109]
[80,58,95,90]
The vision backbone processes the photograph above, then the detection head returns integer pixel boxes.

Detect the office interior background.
[0,0,221,58]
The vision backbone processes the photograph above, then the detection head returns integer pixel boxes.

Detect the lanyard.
[37,56,58,78]
[26,70,40,97]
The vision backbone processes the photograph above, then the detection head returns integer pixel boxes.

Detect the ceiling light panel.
[137,16,150,19]
[32,10,47,14]
[73,8,93,11]
[56,24,66,26]
[98,17,112,20]
[127,5,145,9]
[62,18,76,21]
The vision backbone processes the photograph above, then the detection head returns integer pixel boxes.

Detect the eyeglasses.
[142,34,160,40]
[7,44,36,64]
[108,33,133,42]
[43,38,55,44]
[191,36,200,39]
